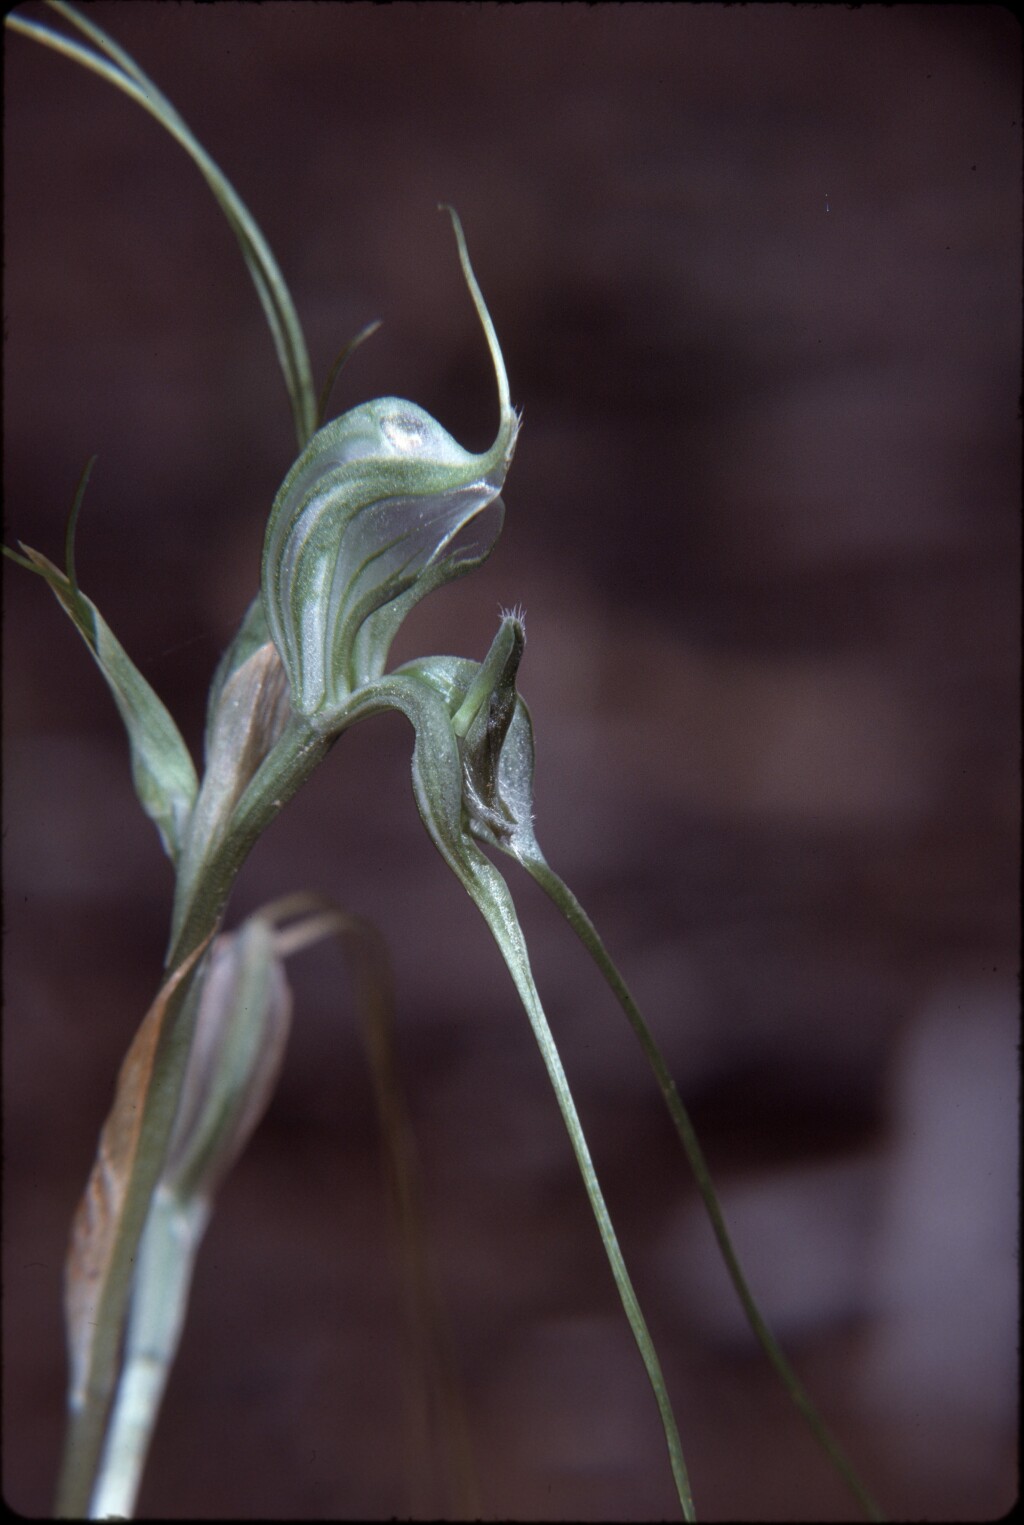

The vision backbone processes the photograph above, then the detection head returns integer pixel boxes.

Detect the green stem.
[56,718,331,1517]
[344,675,697,1516]
[168,717,331,968]
[89,1192,210,1520]
[55,950,209,1518]
[420,843,697,1515]
[526,856,885,1523]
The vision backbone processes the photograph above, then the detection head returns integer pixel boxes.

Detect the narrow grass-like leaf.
[315,319,384,432]
[6,0,317,447]
[269,896,481,1516]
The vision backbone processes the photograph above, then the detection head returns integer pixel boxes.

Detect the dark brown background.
[3,3,1019,1519]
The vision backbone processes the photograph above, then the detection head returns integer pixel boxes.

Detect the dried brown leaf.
[64,940,210,1411]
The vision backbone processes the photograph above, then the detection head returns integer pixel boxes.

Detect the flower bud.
[452,611,526,841]
[161,920,291,1206]
[262,208,519,719]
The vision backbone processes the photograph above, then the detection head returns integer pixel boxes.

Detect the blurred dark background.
[3,3,1019,1518]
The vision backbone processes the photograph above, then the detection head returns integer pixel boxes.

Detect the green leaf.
[6,530,198,864]
[315,319,384,432]
[6,0,317,448]
[261,208,519,717]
